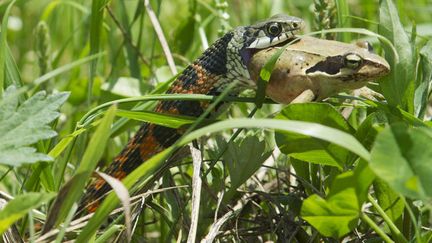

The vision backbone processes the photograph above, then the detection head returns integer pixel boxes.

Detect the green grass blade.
[45,105,116,230]
[76,148,174,242]
[0,0,16,94]
[33,52,105,87]
[378,0,415,112]
[179,119,370,161]
[116,109,214,128]
[89,0,109,103]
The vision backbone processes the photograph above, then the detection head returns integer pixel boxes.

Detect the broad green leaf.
[45,105,116,231]
[275,103,354,169]
[373,179,404,223]
[352,160,376,204]
[301,160,374,238]
[222,136,272,198]
[0,192,56,234]
[370,124,432,199]
[378,0,415,112]
[77,118,370,241]
[0,86,69,166]
[301,172,359,238]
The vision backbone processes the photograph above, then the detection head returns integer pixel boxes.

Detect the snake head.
[222,14,305,89]
[244,14,304,49]
[233,14,304,67]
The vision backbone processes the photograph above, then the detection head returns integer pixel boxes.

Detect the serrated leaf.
[0,192,56,234]
[0,86,69,166]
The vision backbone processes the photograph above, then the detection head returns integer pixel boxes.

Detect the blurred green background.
[3,0,431,90]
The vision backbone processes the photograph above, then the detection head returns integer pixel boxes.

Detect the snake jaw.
[221,14,304,89]
[243,14,304,49]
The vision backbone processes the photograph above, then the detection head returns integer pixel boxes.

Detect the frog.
[248,36,390,104]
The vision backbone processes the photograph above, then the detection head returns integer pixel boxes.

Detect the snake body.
[80,14,304,213]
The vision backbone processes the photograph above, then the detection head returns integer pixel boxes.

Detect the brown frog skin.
[248,36,390,104]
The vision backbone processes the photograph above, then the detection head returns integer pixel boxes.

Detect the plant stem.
[368,194,408,243]
[400,197,422,243]
[360,212,394,243]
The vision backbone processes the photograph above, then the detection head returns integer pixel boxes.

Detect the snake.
[79,14,305,213]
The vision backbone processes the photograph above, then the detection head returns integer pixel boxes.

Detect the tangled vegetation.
[0,0,431,242]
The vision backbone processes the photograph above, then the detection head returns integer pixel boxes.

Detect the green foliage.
[0,192,56,234]
[0,0,432,242]
[0,86,69,166]
[370,124,432,200]
[116,109,200,128]
[276,103,354,168]
[379,0,416,112]
[222,136,272,197]
[301,172,360,238]
[45,105,117,231]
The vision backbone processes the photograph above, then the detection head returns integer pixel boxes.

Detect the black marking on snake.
[152,125,182,148]
[197,32,233,75]
[177,100,203,117]
[176,66,199,90]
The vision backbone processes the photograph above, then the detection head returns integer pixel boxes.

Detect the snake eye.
[267,23,282,37]
[344,53,363,69]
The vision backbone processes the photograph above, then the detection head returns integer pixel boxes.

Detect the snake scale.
[79,14,304,213]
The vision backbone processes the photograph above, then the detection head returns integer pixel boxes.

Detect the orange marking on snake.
[87,202,100,213]
[113,170,127,180]
[139,125,162,159]
[94,179,106,190]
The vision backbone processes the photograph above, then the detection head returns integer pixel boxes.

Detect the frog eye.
[266,23,282,37]
[344,53,363,69]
